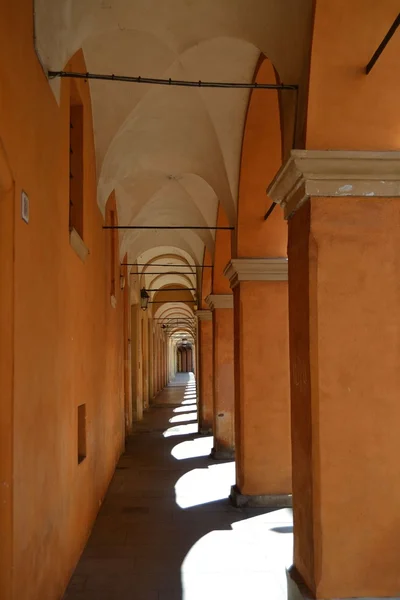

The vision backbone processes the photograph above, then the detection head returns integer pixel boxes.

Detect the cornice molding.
[224,258,288,289]
[267,150,400,219]
[205,294,233,310]
[69,227,89,263]
[195,309,212,321]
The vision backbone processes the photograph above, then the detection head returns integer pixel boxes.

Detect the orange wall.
[236,57,286,258]
[287,202,314,590]
[213,206,232,294]
[212,205,234,453]
[233,56,291,495]
[0,140,14,600]
[234,281,291,495]
[291,4,400,594]
[290,196,400,597]
[213,307,235,452]
[198,249,213,432]
[0,5,125,599]
[201,248,213,308]
[306,1,400,149]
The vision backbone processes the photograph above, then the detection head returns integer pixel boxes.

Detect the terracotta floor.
[63,373,293,600]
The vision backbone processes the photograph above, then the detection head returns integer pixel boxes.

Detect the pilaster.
[205,294,234,459]
[195,309,213,321]
[271,149,400,598]
[205,294,233,310]
[225,257,291,506]
[224,257,288,287]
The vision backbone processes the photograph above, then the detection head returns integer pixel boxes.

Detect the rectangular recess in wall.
[77,404,87,464]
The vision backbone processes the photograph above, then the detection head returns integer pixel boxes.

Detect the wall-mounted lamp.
[140,287,150,311]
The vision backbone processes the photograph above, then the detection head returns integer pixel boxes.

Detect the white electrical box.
[21,190,29,223]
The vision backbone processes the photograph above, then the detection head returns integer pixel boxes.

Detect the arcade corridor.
[63,374,293,600]
[2,2,400,599]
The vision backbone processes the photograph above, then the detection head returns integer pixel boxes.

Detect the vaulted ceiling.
[35,0,313,327]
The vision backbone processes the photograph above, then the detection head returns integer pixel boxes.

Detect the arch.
[235,55,287,258]
[212,203,232,295]
[35,3,314,243]
[144,273,195,291]
[120,230,205,265]
[200,247,213,309]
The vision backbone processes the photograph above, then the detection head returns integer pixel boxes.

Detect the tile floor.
[63,373,293,600]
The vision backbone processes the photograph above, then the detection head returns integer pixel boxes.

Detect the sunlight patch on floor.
[171,436,213,460]
[169,412,198,424]
[181,508,293,600]
[173,405,198,413]
[163,423,199,438]
[175,461,235,508]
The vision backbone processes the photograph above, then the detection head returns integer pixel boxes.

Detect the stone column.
[224,258,291,508]
[157,332,162,392]
[122,267,133,434]
[131,304,143,421]
[206,294,234,459]
[269,149,400,599]
[142,315,149,410]
[196,309,214,434]
[181,347,187,373]
[148,320,154,402]
[153,330,158,395]
[163,337,168,385]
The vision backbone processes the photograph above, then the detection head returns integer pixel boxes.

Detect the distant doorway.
[177,345,193,372]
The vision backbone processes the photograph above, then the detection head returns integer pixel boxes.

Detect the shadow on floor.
[64,373,293,600]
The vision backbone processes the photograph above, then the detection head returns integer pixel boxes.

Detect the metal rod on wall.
[264,202,277,221]
[48,70,298,91]
[365,13,400,74]
[122,263,213,268]
[130,272,199,275]
[153,318,195,321]
[104,225,233,230]
[147,288,196,291]
[149,300,196,303]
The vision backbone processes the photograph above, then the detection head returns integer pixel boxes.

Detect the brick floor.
[63,373,293,600]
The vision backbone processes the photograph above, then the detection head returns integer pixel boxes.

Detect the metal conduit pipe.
[48,70,298,90]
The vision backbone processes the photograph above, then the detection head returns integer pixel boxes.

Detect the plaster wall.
[306,0,400,150]
[233,56,291,496]
[290,197,400,597]
[0,138,14,600]
[234,282,291,495]
[212,206,234,453]
[288,3,400,595]
[198,249,214,432]
[0,5,125,597]
[198,320,214,432]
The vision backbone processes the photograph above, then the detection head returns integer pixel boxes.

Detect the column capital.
[195,309,212,321]
[205,294,233,310]
[224,258,288,289]
[267,149,400,219]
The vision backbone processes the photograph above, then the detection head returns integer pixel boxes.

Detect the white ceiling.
[35,0,313,321]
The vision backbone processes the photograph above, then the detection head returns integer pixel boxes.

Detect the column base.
[210,447,235,460]
[286,566,397,600]
[199,426,213,436]
[230,484,292,508]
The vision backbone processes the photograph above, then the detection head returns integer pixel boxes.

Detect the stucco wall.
[0,3,125,599]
